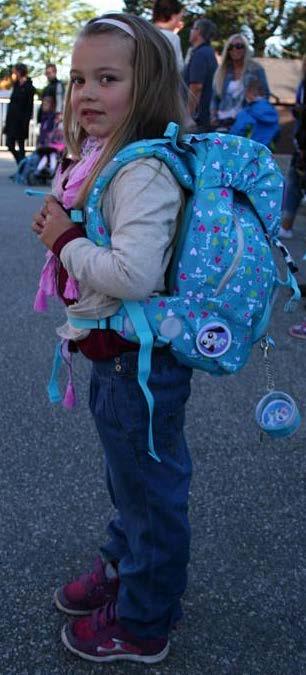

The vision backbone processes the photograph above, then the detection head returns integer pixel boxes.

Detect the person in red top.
[32,14,192,666]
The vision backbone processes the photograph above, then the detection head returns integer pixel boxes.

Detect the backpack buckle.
[68,208,84,224]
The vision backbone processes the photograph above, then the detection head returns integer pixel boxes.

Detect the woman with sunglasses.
[210,33,269,131]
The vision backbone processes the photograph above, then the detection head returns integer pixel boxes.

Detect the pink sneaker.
[54,557,119,615]
[289,320,306,340]
[61,601,169,664]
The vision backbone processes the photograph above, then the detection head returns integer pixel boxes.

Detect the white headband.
[93,18,136,40]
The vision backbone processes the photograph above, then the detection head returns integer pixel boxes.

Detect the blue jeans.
[89,348,192,639]
[282,154,305,223]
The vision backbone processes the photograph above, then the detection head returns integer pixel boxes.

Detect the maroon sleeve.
[52,225,85,257]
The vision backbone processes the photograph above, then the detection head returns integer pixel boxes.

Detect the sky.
[89,0,124,12]
[54,0,124,82]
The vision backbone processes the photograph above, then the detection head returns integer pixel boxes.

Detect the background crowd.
[2,0,306,298]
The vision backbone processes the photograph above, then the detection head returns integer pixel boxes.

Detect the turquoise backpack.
[48,123,301,459]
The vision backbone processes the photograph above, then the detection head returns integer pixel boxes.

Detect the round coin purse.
[255,391,301,438]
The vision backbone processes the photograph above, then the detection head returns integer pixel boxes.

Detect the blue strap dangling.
[273,238,301,312]
[47,340,77,409]
[123,300,160,462]
[284,270,301,311]
[47,341,64,403]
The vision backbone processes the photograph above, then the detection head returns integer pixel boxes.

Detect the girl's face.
[70,33,134,140]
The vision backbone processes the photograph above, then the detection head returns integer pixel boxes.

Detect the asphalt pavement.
[0,151,306,675]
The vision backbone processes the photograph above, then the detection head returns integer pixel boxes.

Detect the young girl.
[32,14,192,665]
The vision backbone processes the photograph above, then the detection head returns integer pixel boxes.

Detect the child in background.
[38,95,56,145]
[34,95,61,177]
[32,14,192,665]
[34,122,65,178]
[12,95,63,184]
[230,76,280,147]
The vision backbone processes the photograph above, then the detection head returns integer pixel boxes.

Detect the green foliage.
[200,0,286,55]
[123,0,146,13]
[0,0,95,72]
[123,0,300,56]
[282,4,306,56]
[123,0,154,16]
[3,0,298,62]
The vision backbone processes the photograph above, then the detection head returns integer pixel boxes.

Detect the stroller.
[14,123,65,186]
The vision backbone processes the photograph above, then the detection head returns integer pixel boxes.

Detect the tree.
[0,0,95,72]
[281,3,306,56]
[123,0,287,55]
[197,0,286,55]
[123,0,147,13]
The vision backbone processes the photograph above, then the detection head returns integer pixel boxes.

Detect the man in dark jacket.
[184,19,218,132]
[5,63,35,164]
[39,63,65,122]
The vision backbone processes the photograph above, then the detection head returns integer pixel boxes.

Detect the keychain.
[255,336,301,438]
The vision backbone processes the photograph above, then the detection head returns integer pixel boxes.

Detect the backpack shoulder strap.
[85,124,193,243]
[83,124,193,461]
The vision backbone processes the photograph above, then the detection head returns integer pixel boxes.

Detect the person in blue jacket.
[230,76,280,147]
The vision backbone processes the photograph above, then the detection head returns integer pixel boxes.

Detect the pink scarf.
[34,136,103,312]
[54,136,104,208]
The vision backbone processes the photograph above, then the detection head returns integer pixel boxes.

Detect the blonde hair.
[63,13,186,206]
[213,33,252,98]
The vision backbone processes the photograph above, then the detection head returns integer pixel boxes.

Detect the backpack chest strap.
[69,315,124,331]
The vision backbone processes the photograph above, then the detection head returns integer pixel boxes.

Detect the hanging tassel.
[61,340,77,409]
[64,276,79,300]
[34,287,48,312]
[34,251,58,312]
[63,380,77,409]
[43,257,58,296]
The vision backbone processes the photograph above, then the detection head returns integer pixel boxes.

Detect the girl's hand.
[32,195,75,250]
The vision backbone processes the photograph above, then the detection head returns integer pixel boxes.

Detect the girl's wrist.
[52,225,85,257]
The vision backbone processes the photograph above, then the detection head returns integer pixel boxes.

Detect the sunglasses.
[229,43,245,50]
